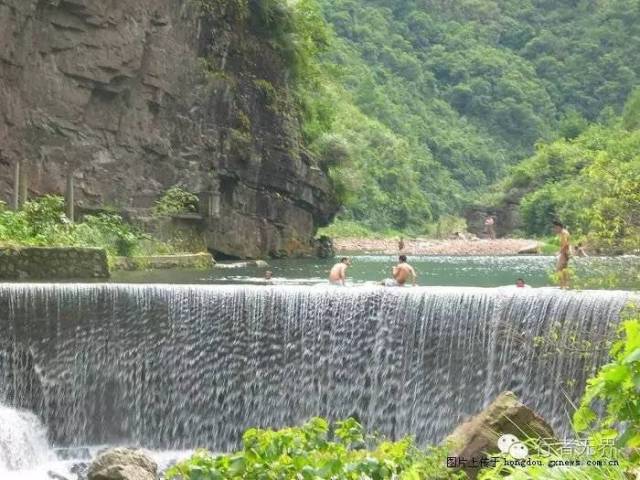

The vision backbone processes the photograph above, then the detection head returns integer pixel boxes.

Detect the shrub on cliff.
[165,417,463,480]
[153,186,200,217]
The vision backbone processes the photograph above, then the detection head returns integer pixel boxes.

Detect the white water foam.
[0,404,53,474]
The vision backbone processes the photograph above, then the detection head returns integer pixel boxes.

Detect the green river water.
[112,255,640,289]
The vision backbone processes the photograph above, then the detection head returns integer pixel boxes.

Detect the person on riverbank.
[398,237,405,252]
[329,257,351,286]
[384,255,417,286]
[553,221,571,289]
[484,215,496,240]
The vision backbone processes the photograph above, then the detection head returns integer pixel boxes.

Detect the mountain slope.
[313,0,640,231]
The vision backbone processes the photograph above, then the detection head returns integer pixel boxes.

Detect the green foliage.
[193,0,249,21]
[75,214,143,257]
[303,0,640,232]
[623,87,640,131]
[253,79,277,108]
[317,219,398,239]
[478,436,630,479]
[425,215,468,239]
[248,0,329,80]
[574,319,640,455]
[0,195,173,257]
[153,186,200,217]
[493,89,640,252]
[196,0,640,236]
[165,417,462,480]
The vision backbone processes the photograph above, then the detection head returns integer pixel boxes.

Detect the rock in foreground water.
[88,448,157,480]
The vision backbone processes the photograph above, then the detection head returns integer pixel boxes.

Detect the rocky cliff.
[0,0,337,258]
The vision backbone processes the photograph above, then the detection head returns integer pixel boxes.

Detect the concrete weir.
[0,284,633,450]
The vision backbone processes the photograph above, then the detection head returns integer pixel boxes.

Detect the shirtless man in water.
[384,255,417,286]
[329,257,351,285]
[553,221,571,289]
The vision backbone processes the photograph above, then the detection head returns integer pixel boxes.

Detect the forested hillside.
[489,88,640,251]
[304,0,640,234]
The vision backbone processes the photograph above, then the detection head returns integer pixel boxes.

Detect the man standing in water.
[329,257,351,286]
[553,221,571,289]
[384,255,417,286]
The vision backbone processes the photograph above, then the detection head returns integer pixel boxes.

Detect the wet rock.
[315,235,335,259]
[71,462,90,480]
[445,391,556,479]
[87,448,157,480]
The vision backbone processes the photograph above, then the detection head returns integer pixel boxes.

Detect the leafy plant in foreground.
[574,319,640,457]
[165,417,462,479]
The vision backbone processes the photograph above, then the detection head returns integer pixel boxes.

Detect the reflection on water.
[112,255,640,289]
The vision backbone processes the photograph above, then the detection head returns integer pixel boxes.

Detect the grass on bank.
[0,195,175,258]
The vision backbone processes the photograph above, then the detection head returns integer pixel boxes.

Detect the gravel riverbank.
[333,238,542,256]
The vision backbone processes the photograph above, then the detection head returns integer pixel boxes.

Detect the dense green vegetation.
[489,90,640,252]
[574,318,640,454]
[288,0,640,236]
[166,417,462,480]
[0,196,174,257]
[153,186,200,217]
[246,0,640,237]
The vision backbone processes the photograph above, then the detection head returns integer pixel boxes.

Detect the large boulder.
[88,448,157,480]
[445,391,556,479]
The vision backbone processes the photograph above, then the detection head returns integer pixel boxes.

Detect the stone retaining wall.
[111,253,215,271]
[0,247,109,280]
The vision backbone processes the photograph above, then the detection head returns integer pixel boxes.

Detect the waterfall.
[0,404,52,472]
[0,284,631,451]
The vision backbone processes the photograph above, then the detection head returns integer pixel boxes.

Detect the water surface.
[112,255,639,288]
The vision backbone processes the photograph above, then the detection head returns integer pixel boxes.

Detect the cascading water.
[0,404,53,472]
[0,284,632,452]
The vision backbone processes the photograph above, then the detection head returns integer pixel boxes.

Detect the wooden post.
[18,160,28,208]
[12,160,20,210]
[65,173,75,222]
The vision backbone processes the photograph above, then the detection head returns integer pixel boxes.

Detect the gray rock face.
[88,448,157,480]
[0,0,337,258]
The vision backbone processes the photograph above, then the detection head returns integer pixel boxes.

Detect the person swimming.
[329,257,351,286]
